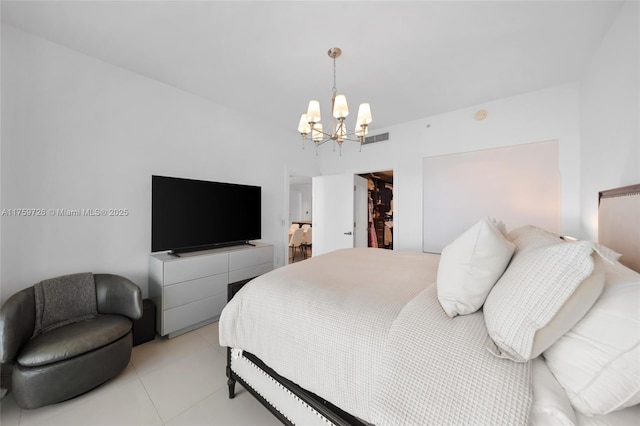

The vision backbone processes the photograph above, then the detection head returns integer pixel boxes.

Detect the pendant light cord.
[332,56,337,97]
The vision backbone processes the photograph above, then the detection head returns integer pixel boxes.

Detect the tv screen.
[152,175,261,253]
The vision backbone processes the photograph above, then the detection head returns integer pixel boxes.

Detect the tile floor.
[0,322,281,426]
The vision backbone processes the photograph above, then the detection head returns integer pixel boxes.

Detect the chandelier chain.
[332,56,337,96]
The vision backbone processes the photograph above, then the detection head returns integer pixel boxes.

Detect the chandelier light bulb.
[356,103,372,126]
[298,114,310,135]
[332,94,349,119]
[306,100,322,124]
[312,123,324,142]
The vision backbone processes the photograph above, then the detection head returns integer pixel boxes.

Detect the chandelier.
[297,47,372,155]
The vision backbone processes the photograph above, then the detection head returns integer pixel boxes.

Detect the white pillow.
[437,217,515,317]
[529,357,577,426]
[575,405,640,425]
[543,260,640,416]
[484,240,594,362]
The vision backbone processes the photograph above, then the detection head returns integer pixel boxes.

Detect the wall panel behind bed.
[599,184,640,273]
[422,140,561,253]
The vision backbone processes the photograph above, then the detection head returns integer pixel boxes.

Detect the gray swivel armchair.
[0,273,143,409]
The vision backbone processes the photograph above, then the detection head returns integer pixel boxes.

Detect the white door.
[313,174,368,256]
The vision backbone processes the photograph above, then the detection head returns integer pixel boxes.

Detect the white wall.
[0,25,318,303]
[0,11,3,304]
[320,84,581,252]
[422,140,561,253]
[580,1,639,242]
[320,2,638,253]
[289,182,312,222]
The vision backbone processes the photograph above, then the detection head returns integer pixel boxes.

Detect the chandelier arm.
[308,122,368,142]
[310,132,334,147]
[310,126,335,139]
[307,128,367,143]
[337,128,368,140]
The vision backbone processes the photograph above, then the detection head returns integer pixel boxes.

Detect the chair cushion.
[17,315,131,367]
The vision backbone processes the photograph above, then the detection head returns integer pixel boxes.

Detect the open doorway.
[288,175,313,263]
[357,171,394,249]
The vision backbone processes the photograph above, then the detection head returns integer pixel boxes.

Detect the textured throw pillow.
[437,217,515,317]
[543,260,640,415]
[507,224,564,253]
[483,240,594,362]
[529,254,605,358]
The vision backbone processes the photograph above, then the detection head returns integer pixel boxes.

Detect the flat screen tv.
[152,175,261,254]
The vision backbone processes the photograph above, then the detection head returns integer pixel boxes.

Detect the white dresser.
[149,242,273,338]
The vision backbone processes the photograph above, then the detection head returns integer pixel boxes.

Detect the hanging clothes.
[368,195,378,248]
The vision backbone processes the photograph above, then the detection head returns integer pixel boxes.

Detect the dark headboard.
[598,184,640,273]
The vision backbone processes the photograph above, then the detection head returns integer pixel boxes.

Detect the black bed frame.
[226,348,368,426]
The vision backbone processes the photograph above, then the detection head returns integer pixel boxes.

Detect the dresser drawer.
[229,246,273,271]
[163,253,228,285]
[163,273,228,309]
[229,262,273,283]
[162,296,227,335]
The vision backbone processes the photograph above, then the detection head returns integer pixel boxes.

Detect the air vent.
[363,132,389,145]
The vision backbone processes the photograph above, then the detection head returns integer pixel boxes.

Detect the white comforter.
[219,248,532,424]
[370,284,531,425]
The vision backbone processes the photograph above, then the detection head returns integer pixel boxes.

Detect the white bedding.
[219,248,532,424]
[530,357,640,426]
[219,246,640,425]
[370,284,531,425]
[219,248,439,421]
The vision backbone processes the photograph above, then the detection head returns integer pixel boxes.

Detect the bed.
[219,184,640,425]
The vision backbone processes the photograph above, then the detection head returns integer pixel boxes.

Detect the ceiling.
[1,1,624,132]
